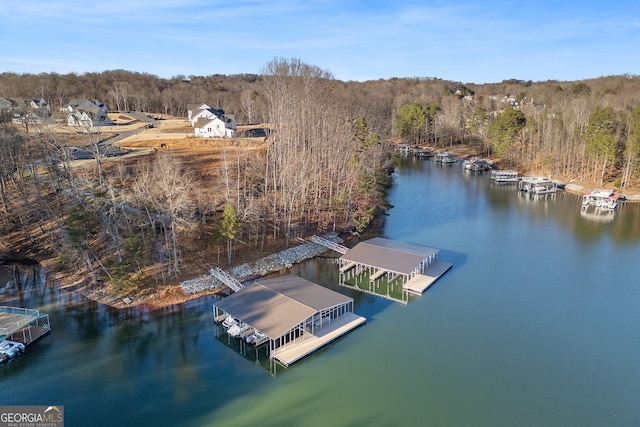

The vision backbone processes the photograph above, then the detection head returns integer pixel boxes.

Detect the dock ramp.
[310,235,349,254]
[209,267,245,293]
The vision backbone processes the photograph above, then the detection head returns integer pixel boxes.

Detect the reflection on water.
[338,267,417,305]
[0,264,48,307]
[580,204,616,223]
[3,157,640,427]
[213,323,283,377]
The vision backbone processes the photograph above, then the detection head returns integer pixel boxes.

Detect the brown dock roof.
[214,275,352,340]
[340,237,439,275]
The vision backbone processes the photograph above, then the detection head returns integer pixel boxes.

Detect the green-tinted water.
[2,157,640,426]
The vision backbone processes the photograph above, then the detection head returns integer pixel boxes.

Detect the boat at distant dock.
[434,152,459,164]
[518,176,558,195]
[462,157,493,172]
[490,169,519,183]
[582,190,620,210]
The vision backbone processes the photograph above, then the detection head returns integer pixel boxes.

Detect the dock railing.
[0,306,51,344]
[209,267,245,293]
[310,235,349,255]
[0,306,40,317]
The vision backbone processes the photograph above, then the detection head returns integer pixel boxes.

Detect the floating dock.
[403,260,453,295]
[0,306,51,346]
[338,237,452,303]
[273,313,366,367]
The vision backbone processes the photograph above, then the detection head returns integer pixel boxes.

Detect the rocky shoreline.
[180,232,343,296]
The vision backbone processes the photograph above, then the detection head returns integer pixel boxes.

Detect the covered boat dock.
[338,237,452,298]
[213,275,365,367]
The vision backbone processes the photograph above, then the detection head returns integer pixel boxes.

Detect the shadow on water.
[0,262,234,419]
[4,159,640,425]
[521,190,640,244]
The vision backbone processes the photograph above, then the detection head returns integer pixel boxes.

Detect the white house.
[5,97,50,125]
[27,97,50,114]
[67,99,110,127]
[187,103,211,122]
[194,115,236,138]
[190,104,236,138]
[12,112,44,125]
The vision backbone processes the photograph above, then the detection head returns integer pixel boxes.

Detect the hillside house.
[0,98,16,112]
[187,103,211,122]
[194,114,236,138]
[66,99,110,127]
[27,97,50,114]
[3,97,51,125]
[189,104,236,138]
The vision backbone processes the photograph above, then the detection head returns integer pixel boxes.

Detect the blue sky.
[1,0,638,83]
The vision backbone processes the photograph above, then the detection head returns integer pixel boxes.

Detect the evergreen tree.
[489,107,526,157]
[584,105,617,184]
[221,203,240,265]
[395,103,426,144]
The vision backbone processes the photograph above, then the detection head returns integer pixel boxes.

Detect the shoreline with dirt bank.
[180,232,344,296]
[65,232,347,310]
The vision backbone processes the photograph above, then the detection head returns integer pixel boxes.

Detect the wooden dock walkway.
[403,260,452,295]
[273,313,365,367]
[369,269,386,282]
[339,262,356,273]
[0,312,37,338]
[209,267,244,293]
[0,306,51,345]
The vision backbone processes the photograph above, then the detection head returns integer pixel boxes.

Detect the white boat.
[518,177,557,194]
[434,152,458,164]
[0,340,25,363]
[227,324,242,337]
[228,324,252,338]
[462,158,492,171]
[491,169,519,182]
[239,326,254,339]
[222,315,237,328]
[581,190,620,210]
[246,331,267,345]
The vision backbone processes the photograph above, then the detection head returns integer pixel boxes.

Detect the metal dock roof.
[339,237,439,276]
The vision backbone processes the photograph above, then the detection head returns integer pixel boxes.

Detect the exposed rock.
[180,232,342,295]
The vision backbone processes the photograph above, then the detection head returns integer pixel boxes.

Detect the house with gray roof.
[190,105,236,137]
[66,99,110,127]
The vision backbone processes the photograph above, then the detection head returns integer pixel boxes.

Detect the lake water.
[2,157,640,426]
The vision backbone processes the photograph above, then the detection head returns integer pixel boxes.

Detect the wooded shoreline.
[3,67,640,311]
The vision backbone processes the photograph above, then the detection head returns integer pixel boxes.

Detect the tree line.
[2,65,640,294]
[0,59,393,291]
[393,75,640,188]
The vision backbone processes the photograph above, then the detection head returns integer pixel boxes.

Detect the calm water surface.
[2,157,640,426]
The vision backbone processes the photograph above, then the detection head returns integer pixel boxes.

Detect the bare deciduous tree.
[129,152,196,282]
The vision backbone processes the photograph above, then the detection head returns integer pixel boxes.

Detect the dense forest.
[1,62,640,298]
